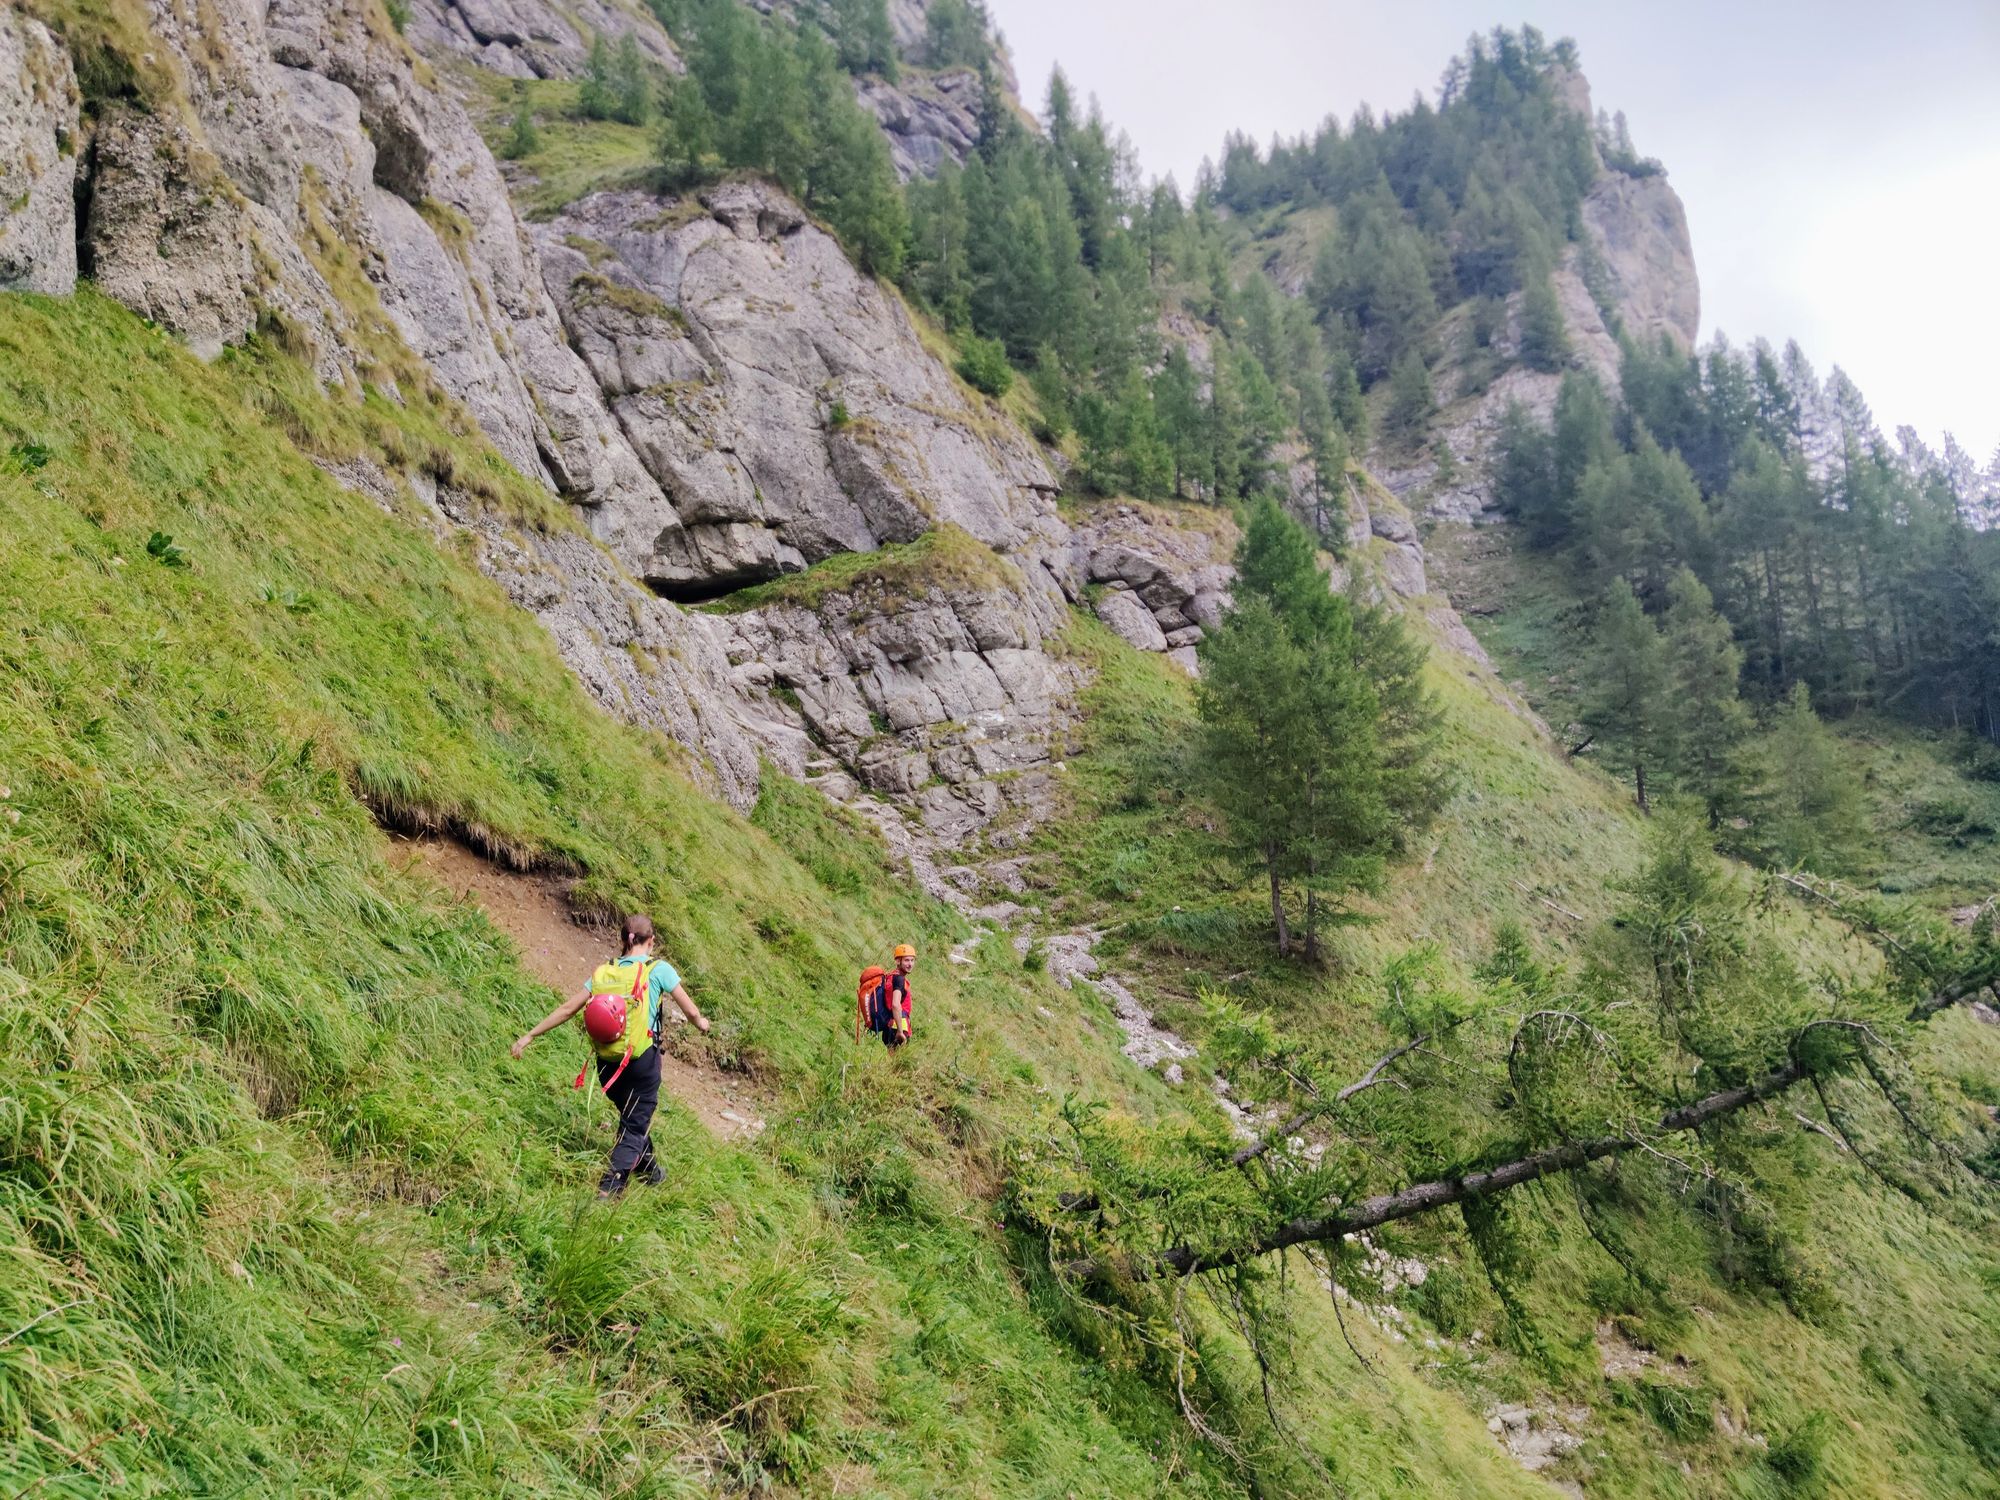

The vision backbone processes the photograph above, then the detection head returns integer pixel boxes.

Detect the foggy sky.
[989,0,2000,460]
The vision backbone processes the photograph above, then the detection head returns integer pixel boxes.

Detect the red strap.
[573,962,649,1088]
[575,1044,634,1093]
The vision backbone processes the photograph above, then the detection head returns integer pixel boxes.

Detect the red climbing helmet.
[581,991,629,1048]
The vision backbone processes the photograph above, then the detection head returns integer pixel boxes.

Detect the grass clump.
[710,524,1023,615]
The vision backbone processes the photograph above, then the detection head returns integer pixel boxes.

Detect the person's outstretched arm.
[668,983,710,1034]
[511,988,588,1058]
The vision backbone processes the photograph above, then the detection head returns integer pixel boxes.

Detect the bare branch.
[1232,1034,1429,1169]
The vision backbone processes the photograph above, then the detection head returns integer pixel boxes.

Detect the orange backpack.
[855,966,888,1043]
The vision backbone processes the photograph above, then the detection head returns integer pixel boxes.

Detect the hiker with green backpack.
[510,914,709,1198]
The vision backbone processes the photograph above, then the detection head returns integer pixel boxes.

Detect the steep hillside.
[2,3,1998,1498]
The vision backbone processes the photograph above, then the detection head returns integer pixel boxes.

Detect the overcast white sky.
[990,0,2000,460]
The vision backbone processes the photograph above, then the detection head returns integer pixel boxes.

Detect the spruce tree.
[611,33,652,124]
[924,0,989,68]
[578,34,616,120]
[829,0,897,78]
[1151,344,1207,499]
[1201,504,1393,957]
[501,85,540,160]
[1518,267,1569,373]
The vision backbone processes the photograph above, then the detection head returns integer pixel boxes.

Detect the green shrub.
[954,333,1013,398]
[1767,1410,1836,1494]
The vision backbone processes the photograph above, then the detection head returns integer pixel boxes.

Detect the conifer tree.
[1198,503,1441,957]
[578,34,616,120]
[611,33,652,124]
[924,0,988,68]
[501,85,540,160]
[1583,579,1669,811]
[1151,344,1207,499]
[1758,681,1868,870]
[1660,567,1750,823]
[1384,349,1436,448]
[1518,267,1569,373]
[828,0,897,77]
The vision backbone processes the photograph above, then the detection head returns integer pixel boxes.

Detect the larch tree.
[1583,579,1670,811]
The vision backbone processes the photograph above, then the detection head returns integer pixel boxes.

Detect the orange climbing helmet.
[893,944,916,959]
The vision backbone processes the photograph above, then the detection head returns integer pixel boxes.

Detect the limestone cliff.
[0,0,1549,854]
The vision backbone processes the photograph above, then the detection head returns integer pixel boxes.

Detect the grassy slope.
[0,289,1601,1500]
[0,289,1257,1498]
[0,261,1993,1500]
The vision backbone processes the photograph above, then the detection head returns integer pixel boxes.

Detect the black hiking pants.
[598,1045,660,1191]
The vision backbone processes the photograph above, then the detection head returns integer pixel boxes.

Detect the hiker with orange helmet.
[510,914,709,1198]
[856,943,917,1048]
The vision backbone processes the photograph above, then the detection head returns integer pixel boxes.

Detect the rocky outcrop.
[431,483,762,809]
[858,67,982,179]
[1583,168,1700,348]
[84,105,355,382]
[1376,249,1622,524]
[534,183,1067,597]
[1548,61,1700,351]
[1070,502,1237,675]
[319,454,762,810]
[720,553,1080,845]
[0,12,80,296]
[403,0,681,79]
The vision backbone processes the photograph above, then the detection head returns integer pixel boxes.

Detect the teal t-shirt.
[597,954,682,1038]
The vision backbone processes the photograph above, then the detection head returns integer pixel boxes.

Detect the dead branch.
[1232,1034,1429,1169]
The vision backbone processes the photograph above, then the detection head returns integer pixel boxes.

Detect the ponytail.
[620,913,655,952]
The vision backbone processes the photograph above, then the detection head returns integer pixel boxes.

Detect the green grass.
[1007,580,2000,1499]
[468,78,663,219]
[0,283,1994,1498]
[0,289,1255,1497]
[704,523,1022,615]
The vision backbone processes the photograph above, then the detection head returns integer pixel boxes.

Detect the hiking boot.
[597,1171,629,1201]
[639,1162,666,1188]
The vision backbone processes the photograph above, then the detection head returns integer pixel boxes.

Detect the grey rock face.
[84,109,260,361]
[443,493,762,810]
[0,12,80,295]
[857,68,982,179]
[265,0,664,511]
[535,183,1066,597]
[1071,503,1238,670]
[402,0,681,79]
[1583,168,1700,349]
[721,562,1080,846]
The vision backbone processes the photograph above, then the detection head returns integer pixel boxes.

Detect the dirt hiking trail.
[394,836,773,1142]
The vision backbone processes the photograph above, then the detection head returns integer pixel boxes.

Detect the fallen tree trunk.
[1064,1052,1814,1282]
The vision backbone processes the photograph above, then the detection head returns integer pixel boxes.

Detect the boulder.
[1095,586,1169,653]
[0,12,80,295]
